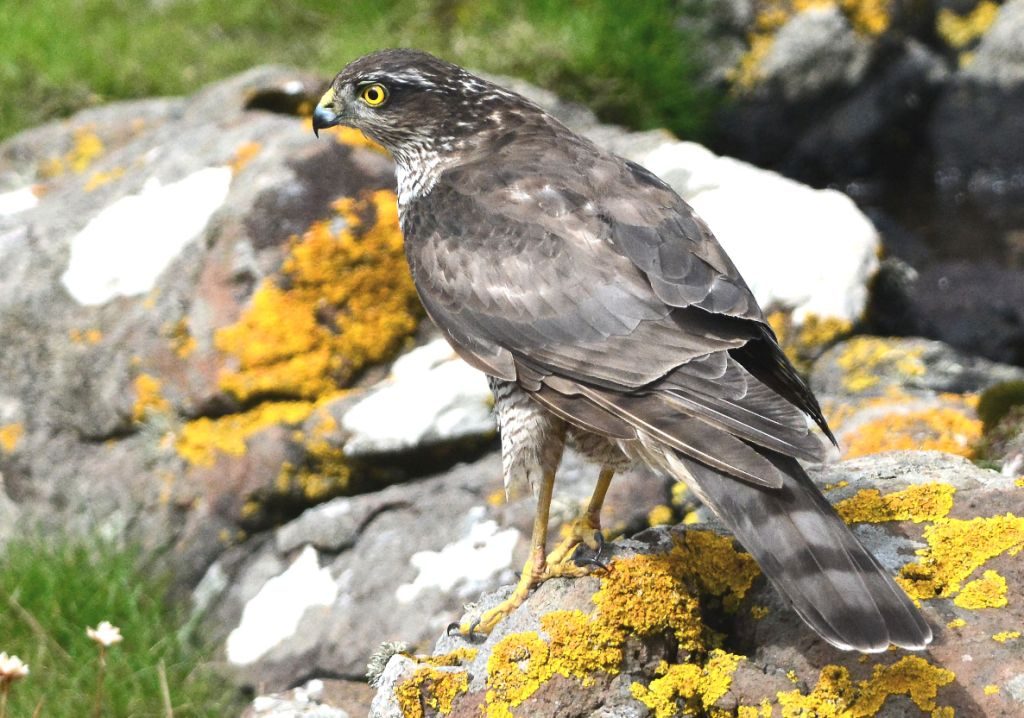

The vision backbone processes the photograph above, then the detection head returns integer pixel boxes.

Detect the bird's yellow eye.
[359,83,388,107]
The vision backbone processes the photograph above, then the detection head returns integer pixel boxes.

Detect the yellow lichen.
[984,684,1000,695]
[275,403,352,499]
[993,631,1021,643]
[84,167,124,192]
[396,665,469,718]
[167,319,197,358]
[937,1,1000,49]
[215,189,420,402]
[133,373,172,422]
[777,656,954,717]
[836,337,926,394]
[674,530,761,611]
[765,311,851,373]
[751,605,770,620]
[631,651,744,718]
[230,141,262,174]
[425,647,478,667]
[39,127,104,177]
[840,0,890,35]
[0,423,23,453]
[176,401,314,467]
[69,328,103,345]
[835,483,955,524]
[953,569,1007,609]
[842,406,982,459]
[483,533,756,717]
[898,514,1024,601]
[946,617,966,629]
[647,504,674,527]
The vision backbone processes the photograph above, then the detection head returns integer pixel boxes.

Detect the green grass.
[0,0,716,143]
[0,537,241,717]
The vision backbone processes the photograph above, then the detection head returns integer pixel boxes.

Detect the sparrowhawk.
[312,49,932,652]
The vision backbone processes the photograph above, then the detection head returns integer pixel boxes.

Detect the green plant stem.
[91,648,106,718]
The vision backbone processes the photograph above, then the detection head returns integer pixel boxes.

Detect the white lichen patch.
[0,186,39,216]
[343,338,494,456]
[395,516,519,603]
[226,545,339,666]
[61,166,232,305]
[640,141,879,323]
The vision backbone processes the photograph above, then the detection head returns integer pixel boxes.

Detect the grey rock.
[759,6,873,101]
[811,336,1024,399]
[963,0,1024,88]
[243,679,350,718]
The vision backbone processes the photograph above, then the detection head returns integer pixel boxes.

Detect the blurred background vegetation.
[0,0,717,144]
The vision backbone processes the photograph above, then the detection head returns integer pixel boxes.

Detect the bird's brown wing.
[403,146,831,484]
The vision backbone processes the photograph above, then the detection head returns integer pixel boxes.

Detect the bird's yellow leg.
[546,466,614,568]
[460,468,557,636]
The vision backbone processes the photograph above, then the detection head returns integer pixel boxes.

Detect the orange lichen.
[396,665,469,718]
[954,570,1007,609]
[993,631,1020,643]
[898,514,1024,601]
[167,319,197,358]
[765,311,851,372]
[946,617,966,629]
[84,167,124,192]
[0,423,23,453]
[335,126,388,154]
[215,189,420,402]
[630,651,744,718]
[176,401,314,467]
[230,141,262,174]
[776,656,954,717]
[835,483,955,524]
[842,406,982,459]
[132,373,172,422]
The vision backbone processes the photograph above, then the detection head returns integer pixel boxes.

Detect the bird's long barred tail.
[632,435,932,652]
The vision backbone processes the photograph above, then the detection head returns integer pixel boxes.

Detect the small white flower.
[86,621,123,648]
[0,652,29,682]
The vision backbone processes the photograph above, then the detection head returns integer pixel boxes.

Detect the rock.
[812,336,1024,399]
[757,6,873,102]
[374,452,1023,717]
[864,260,1024,366]
[202,450,673,690]
[340,338,494,458]
[242,678,350,717]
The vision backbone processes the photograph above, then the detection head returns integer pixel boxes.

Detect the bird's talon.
[446,622,461,637]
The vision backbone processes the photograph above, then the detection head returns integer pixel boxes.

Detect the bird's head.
[313,49,539,166]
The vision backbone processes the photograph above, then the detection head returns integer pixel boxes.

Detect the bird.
[312,48,932,653]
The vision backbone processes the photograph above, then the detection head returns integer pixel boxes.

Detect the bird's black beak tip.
[312,86,340,139]
[312,105,340,138]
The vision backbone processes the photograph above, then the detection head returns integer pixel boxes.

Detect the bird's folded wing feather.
[403,148,833,482]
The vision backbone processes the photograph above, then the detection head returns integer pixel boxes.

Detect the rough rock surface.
[207,449,673,689]
[371,452,1024,718]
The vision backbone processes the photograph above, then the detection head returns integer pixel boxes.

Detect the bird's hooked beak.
[312,87,340,137]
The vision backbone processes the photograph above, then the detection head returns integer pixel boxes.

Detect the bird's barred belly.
[489,377,633,499]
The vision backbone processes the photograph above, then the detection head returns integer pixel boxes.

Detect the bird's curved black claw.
[445,622,461,637]
[572,530,609,569]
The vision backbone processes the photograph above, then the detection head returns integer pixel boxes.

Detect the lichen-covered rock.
[201,449,674,691]
[374,452,1023,717]
[810,336,1024,462]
